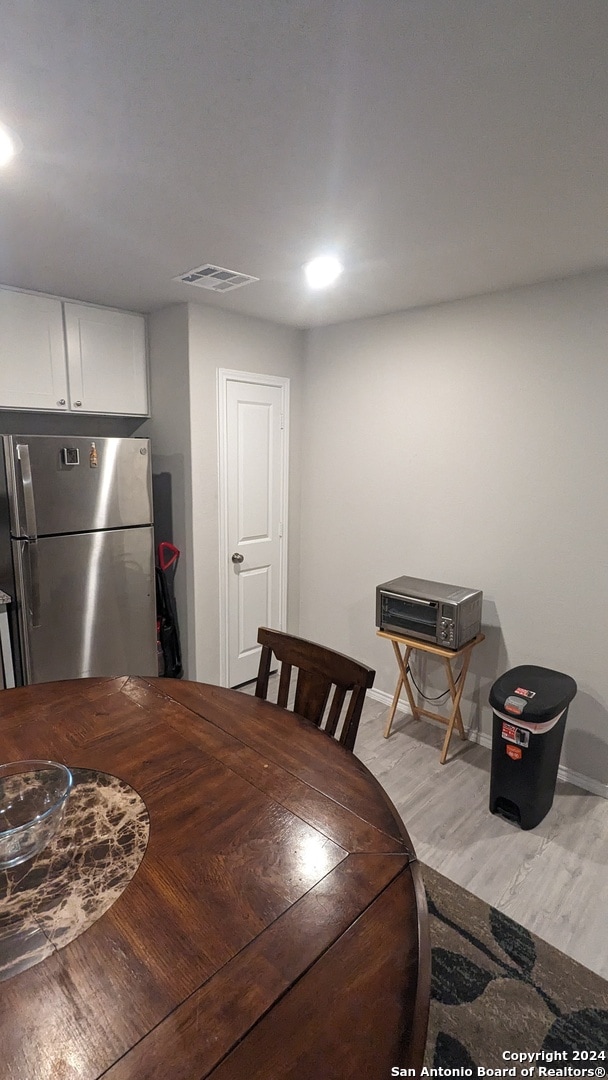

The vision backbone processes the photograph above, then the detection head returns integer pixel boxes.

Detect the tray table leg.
[384,642,415,738]
[384,672,403,738]
[439,645,473,764]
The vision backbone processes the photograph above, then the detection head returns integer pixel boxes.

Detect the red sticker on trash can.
[506,744,522,760]
[514,687,536,698]
[502,722,530,747]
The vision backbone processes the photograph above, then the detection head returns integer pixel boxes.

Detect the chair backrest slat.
[340,688,366,752]
[324,686,347,738]
[254,628,375,751]
[255,643,273,700]
[277,662,292,708]
[293,669,332,726]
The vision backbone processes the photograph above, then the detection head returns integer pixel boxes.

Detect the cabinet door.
[64,303,149,415]
[0,289,68,410]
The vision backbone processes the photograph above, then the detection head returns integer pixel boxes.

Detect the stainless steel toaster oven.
[376,575,482,649]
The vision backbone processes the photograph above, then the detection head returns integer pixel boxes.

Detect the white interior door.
[218,370,289,687]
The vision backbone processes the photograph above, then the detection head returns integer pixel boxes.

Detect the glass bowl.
[0,760,73,868]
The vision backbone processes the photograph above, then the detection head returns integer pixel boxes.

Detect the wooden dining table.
[0,675,430,1080]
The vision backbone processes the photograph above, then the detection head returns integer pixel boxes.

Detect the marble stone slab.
[0,768,149,982]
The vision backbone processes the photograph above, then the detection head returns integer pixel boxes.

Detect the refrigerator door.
[13,526,157,683]
[5,435,152,538]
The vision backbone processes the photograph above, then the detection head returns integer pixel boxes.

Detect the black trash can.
[489,665,577,829]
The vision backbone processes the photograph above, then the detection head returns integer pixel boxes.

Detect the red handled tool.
[158,541,180,572]
[155,542,183,678]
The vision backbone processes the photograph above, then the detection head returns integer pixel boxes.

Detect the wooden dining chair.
[254,627,376,752]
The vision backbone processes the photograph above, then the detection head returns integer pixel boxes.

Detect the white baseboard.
[367,687,608,800]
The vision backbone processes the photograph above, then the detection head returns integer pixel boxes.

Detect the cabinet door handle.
[57,398,66,406]
[73,400,82,407]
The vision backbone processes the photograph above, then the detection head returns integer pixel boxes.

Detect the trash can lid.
[489,665,577,722]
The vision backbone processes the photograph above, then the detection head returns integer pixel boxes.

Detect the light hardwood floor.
[356,696,608,981]
[240,679,608,980]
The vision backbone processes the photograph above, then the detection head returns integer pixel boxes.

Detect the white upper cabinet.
[64,303,148,415]
[0,288,149,416]
[0,290,69,410]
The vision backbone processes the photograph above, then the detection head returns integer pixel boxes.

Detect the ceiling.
[1,0,607,328]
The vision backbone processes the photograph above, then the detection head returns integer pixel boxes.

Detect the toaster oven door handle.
[383,591,435,606]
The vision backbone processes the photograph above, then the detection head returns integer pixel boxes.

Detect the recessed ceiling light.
[304,255,344,290]
[0,122,22,167]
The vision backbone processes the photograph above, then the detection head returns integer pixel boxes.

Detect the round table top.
[0,676,430,1080]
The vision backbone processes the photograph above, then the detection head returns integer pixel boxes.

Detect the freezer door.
[5,435,152,537]
[13,527,157,683]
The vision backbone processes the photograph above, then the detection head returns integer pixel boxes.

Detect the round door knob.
[73,400,82,407]
[231,552,244,563]
[57,399,66,406]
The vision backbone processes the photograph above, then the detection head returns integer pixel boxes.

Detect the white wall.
[299,271,608,790]
[146,301,304,684]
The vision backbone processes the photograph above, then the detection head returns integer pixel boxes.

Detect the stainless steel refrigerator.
[0,435,157,684]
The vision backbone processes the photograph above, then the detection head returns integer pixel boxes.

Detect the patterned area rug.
[423,864,608,1075]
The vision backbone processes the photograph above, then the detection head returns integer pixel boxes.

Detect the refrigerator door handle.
[16,443,39,542]
[24,538,42,628]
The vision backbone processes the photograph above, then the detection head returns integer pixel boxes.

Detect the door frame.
[217,368,290,687]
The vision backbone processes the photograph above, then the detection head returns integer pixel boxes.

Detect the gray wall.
[140,304,194,672]
[298,271,608,789]
[187,303,304,682]
[145,301,304,683]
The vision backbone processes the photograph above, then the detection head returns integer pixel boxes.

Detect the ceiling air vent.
[174,263,259,292]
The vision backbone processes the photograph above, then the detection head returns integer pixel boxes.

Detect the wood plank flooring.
[240,679,608,980]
